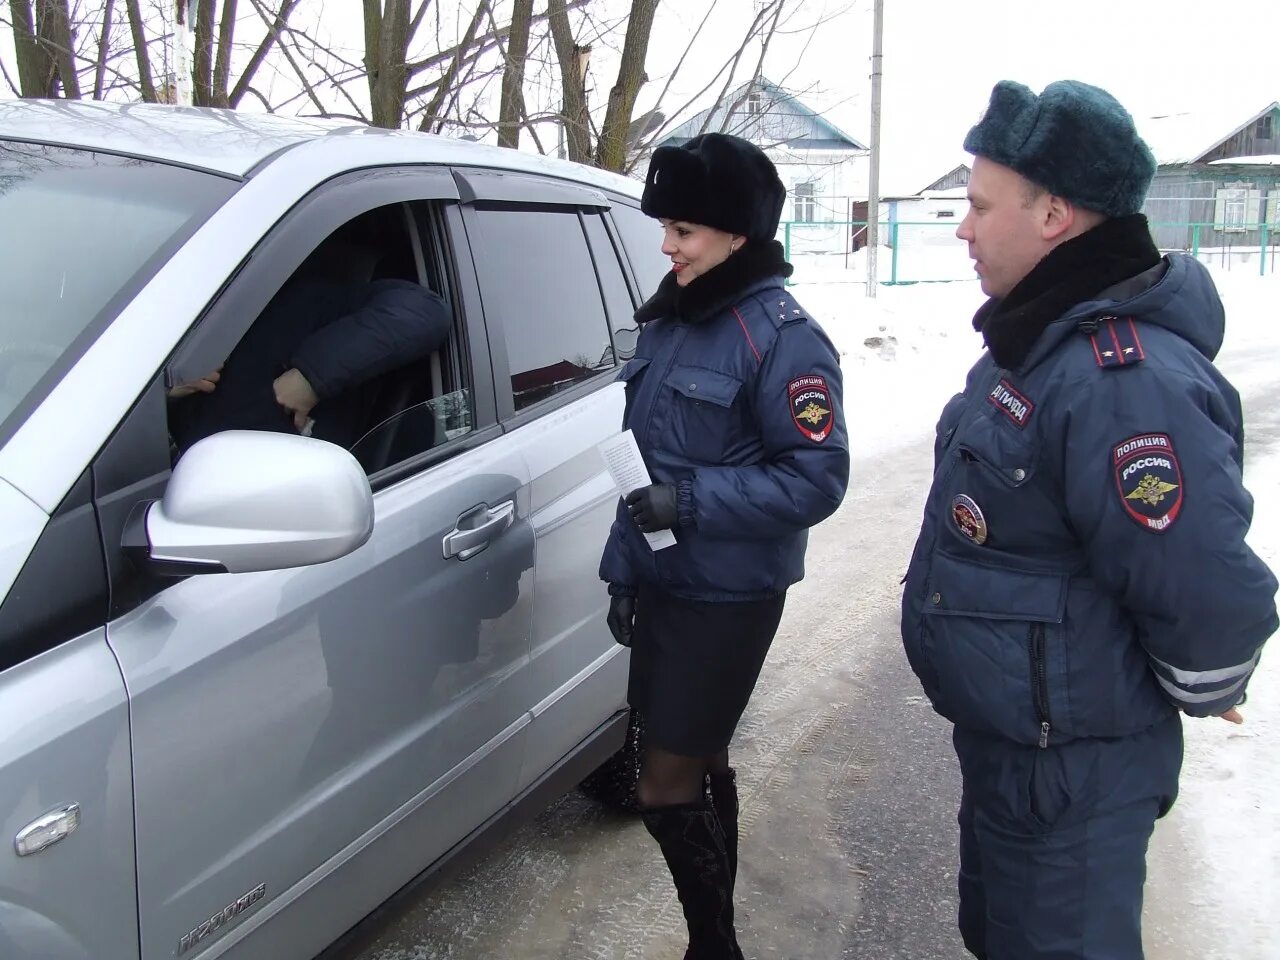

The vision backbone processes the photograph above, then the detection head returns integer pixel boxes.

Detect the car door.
[99,170,539,960]
[455,170,632,791]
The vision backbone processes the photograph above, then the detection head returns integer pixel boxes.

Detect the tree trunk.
[496,0,531,149]
[595,0,657,172]
[364,0,413,129]
[547,0,591,164]
[92,0,116,99]
[123,0,157,101]
[193,0,216,105]
[212,0,236,107]
[9,0,56,97]
[37,0,81,98]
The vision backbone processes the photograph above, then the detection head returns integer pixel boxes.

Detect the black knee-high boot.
[641,802,744,960]
[706,769,739,892]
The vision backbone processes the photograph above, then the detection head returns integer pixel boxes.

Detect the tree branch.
[229,0,299,108]
[419,0,487,132]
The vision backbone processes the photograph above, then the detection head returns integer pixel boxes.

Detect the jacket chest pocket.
[661,364,745,464]
[943,411,1055,550]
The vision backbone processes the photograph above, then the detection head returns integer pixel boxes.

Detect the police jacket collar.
[635,238,794,326]
[972,214,1162,371]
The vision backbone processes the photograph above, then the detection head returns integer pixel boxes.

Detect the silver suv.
[0,100,670,960]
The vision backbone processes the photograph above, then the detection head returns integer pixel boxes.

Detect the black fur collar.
[635,239,794,325]
[973,214,1161,369]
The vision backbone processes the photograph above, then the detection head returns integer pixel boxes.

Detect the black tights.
[637,744,730,809]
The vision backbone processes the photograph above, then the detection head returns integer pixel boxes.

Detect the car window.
[0,141,235,445]
[582,214,639,363]
[167,201,471,475]
[610,202,671,300]
[470,206,615,412]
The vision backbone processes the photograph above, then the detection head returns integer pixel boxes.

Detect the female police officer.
[599,133,850,959]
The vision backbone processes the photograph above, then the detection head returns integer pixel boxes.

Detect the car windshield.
[0,140,236,442]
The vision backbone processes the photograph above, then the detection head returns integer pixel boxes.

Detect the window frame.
[1214,183,1254,233]
[793,181,816,223]
[166,166,497,485]
[454,170,625,427]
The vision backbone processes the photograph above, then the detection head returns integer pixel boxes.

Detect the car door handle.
[15,803,80,856]
[443,501,515,560]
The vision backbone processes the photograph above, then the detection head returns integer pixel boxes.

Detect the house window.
[1257,115,1274,140]
[793,182,815,223]
[1215,186,1250,232]
[747,91,763,115]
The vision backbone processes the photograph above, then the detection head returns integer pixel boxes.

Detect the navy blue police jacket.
[902,246,1278,748]
[599,245,850,601]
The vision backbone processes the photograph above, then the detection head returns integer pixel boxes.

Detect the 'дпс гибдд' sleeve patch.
[788,375,833,443]
[1113,432,1183,532]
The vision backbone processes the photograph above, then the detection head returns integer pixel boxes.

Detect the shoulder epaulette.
[769,294,810,328]
[1079,315,1145,369]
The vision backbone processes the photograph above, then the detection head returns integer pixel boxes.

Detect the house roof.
[1141,102,1280,166]
[655,78,867,153]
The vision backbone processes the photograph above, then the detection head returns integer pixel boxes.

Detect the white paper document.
[598,430,678,551]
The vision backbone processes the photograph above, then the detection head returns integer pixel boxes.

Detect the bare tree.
[9,0,81,97]
[594,0,657,171]
[547,0,591,163]
[496,0,531,148]
[363,0,417,128]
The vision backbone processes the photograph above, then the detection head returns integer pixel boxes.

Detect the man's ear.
[1041,194,1076,242]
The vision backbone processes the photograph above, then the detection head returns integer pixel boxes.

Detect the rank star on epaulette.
[788,374,833,442]
[1113,432,1183,532]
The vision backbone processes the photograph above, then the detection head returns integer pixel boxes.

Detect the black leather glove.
[607,594,637,647]
[625,483,679,533]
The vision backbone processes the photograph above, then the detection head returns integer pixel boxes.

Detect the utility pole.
[866,0,883,297]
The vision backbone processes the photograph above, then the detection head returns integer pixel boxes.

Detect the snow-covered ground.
[788,258,1280,957]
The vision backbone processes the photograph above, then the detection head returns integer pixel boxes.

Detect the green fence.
[779,219,1280,285]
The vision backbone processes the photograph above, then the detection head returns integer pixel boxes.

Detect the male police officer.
[901,79,1278,959]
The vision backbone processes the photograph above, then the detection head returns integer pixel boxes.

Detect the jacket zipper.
[1030,622,1052,748]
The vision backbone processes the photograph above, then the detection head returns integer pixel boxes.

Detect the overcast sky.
[637,0,1280,186]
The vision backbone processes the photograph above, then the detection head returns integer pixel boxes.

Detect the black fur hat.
[641,133,786,240]
[964,80,1156,217]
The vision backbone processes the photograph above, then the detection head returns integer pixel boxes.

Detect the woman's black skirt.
[627,583,786,756]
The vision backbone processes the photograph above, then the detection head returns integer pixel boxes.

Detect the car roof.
[0,99,644,198]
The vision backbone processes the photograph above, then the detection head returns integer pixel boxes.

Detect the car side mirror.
[124,430,374,575]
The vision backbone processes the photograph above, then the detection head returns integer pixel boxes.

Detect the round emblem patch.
[951,494,988,545]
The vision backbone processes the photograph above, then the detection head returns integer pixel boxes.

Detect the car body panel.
[0,477,45,603]
[511,384,632,790]
[0,631,138,960]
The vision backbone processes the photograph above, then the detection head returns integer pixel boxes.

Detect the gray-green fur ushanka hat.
[964,79,1156,218]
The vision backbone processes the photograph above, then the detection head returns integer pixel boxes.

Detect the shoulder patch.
[987,378,1034,428]
[788,374,833,443]
[1088,316,1146,369]
[1113,433,1183,533]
